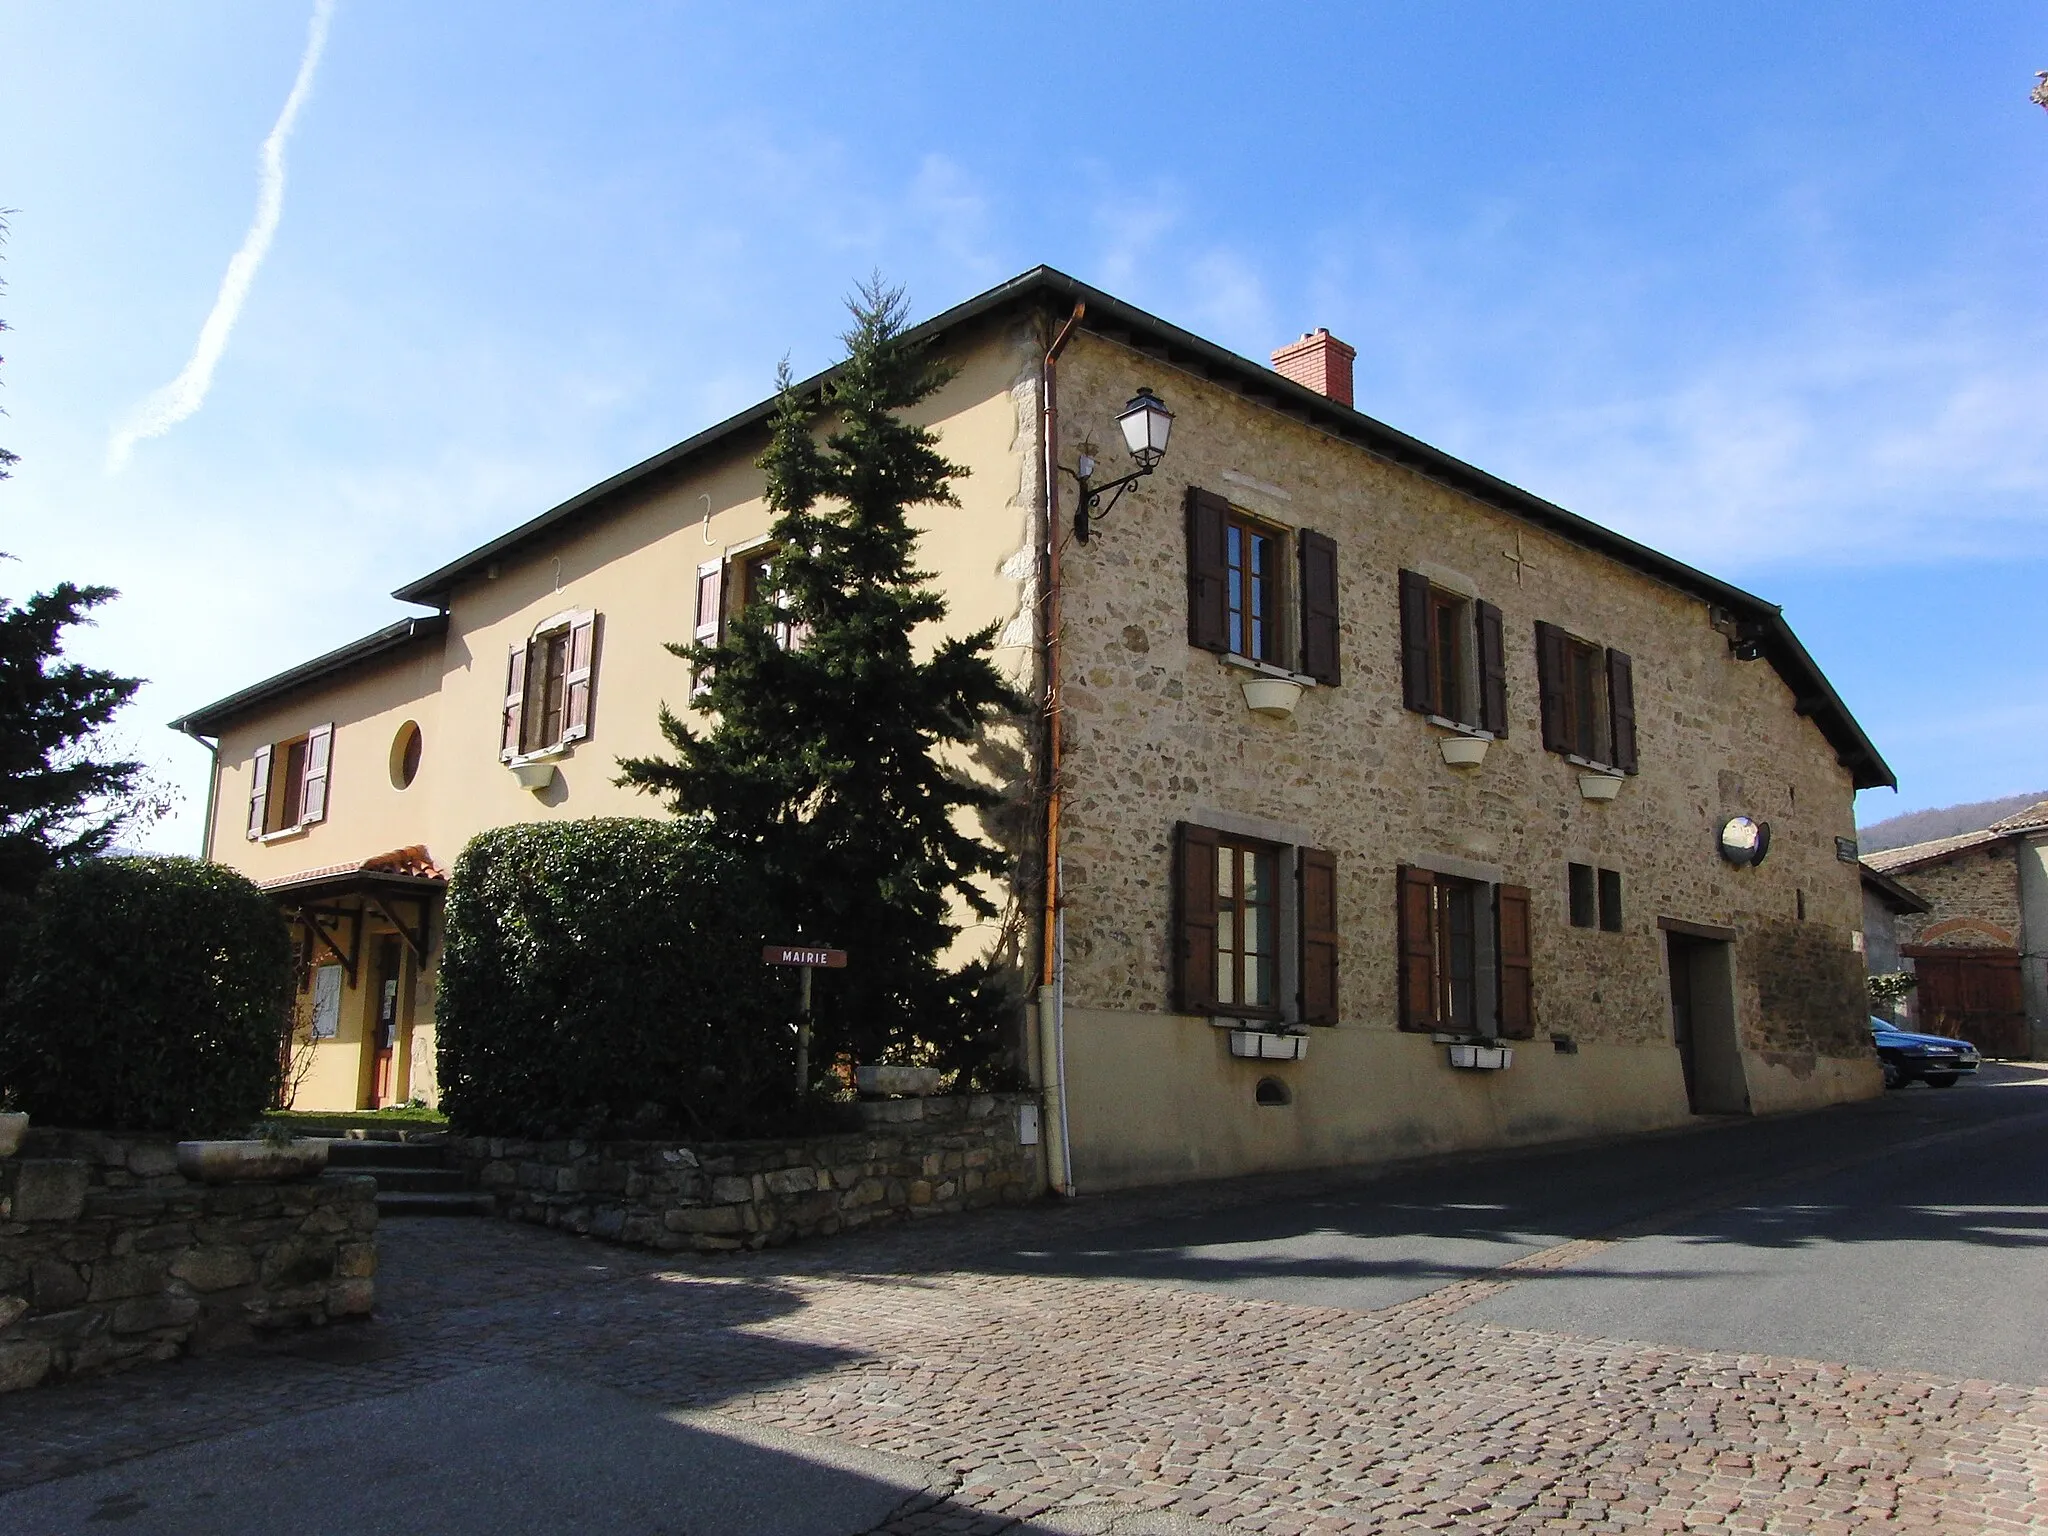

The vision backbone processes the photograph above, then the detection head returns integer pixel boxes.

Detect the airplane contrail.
[107,0,335,472]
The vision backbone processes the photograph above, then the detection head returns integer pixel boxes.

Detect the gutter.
[1036,299,1085,1199]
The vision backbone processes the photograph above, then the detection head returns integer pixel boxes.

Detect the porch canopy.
[260,846,445,986]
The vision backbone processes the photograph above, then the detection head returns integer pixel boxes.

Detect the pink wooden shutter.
[563,611,600,741]
[298,723,333,825]
[247,744,272,839]
[692,560,724,697]
[500,645,527,761]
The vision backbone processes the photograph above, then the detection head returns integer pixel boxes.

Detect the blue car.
[1870,1016,1980,1090]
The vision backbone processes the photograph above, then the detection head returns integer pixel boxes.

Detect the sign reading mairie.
[762,945,847,969]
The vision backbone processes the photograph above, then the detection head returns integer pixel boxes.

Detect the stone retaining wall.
[0,1129,378,1393]
[452,1093,1045,1252]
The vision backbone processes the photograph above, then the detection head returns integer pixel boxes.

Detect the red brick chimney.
[1270,328,1356,408]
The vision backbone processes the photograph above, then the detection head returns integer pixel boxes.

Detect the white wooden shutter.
[500,645,527,761]
[247,744,272,839]
[563,611,600,742]
[299,723,333,825]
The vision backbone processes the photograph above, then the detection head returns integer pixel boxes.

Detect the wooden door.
[1908,949,2027,1058]
[1667,934,1700,1111]
[368,936,402,1108]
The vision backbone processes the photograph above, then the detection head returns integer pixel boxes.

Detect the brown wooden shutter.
[1398,569,1432,713]
[1476,599,1508,735]
[500,644,527,761]
[1299,847,1339,1024]
[1495,883,1534,1039]
[1185,488,1230,653]
[1397,864,1437,1030]
[1606,648,1637,774]
[298,723,333,825]
[1174,821,1221,1013]
[1297,530,1341,685]
[247,744,272,839]
[1535,621,1568,753]
[563,611,601,742]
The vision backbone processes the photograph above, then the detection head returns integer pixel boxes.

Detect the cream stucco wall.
[201,317,1044,1110]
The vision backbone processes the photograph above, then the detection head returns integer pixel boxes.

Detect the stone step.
[323,1139,451,1170]
[363,1167,472,1194]
[377,1190,495,1217]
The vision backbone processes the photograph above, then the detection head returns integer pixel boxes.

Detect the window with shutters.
[1534,620,1637,773]
[1397,570,1506,733]
[1184,487,1342,686]
[246,722,333,839]
[1173,821,1339,1025]
[692,548,797,697]
[501,610,601,761]
[1397,864,1534,1039]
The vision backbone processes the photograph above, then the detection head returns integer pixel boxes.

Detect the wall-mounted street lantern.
[1069,387,1174,543]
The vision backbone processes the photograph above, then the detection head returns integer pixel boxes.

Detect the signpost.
[762,945,847,1091]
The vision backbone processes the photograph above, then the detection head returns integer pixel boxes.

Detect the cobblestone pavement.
[5,1092,2048,1534]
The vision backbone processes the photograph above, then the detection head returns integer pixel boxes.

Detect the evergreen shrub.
[436,818,824,1139]
[0,856,293,1133]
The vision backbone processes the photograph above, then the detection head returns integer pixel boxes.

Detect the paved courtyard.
[4,1068,2047,1534]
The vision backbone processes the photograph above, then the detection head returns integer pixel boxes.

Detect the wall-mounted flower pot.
[1241,677,1305,719]
[177,1139,330,1183]
[510,759,557,791]
[1447,1043,1513,1070]
[855,1064,945,1098]
[1440,735,1490,768]
[1229,1029,1307,1061]
[1578,772,1624,802]
[0,1112,28,1158]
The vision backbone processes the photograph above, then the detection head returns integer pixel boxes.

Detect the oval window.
[390,721,423,789]
[1255,1076,1292,1107]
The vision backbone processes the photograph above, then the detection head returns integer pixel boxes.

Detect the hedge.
[0,856,293,1134]
[436,819,830,1139]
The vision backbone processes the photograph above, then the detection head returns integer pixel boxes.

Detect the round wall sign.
[1718,816,1772,867]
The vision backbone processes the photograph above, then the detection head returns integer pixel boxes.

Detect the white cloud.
[106,0,334,472]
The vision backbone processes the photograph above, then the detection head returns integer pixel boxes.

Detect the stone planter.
[1439,734,1489,768]
[855,1064,945,1098]
[1240,677,1305,719]
[0,1112,27,1158]
[176,1139,330,1183]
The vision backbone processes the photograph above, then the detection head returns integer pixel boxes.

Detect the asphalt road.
[998,1064,2048,1384]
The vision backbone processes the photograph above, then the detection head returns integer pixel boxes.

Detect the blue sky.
[2,3,2044,852]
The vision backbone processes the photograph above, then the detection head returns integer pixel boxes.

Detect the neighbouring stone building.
[1862,801,2048,1058]
[172,267,1893,1191]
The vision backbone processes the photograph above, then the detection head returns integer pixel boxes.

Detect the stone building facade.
[174,267,1893,1190]
[1864,803,2048,1058]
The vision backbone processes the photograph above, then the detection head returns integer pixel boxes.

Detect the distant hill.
[1858,791,2048,853]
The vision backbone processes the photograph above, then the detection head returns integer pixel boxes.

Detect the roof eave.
[168,613,450,738]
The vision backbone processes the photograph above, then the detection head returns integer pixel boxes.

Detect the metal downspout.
[180,726,221,862]
[1039,300,1084,1197]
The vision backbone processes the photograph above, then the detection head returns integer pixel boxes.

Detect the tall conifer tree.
[620,280,1026,1073]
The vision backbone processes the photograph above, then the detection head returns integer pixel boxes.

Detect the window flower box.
[1446,1042,1513,1070]
[1439,734,1489,768]
[1578,772,1624,802]
[1229,1029,1307,1061]
[1241,677,1305,719]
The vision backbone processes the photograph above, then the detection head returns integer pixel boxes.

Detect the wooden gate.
[1904,947,2028,1059]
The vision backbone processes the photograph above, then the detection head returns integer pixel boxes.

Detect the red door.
[1907,949,2028,1059]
